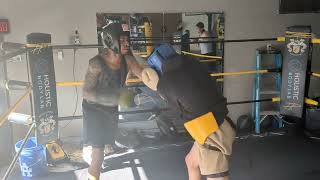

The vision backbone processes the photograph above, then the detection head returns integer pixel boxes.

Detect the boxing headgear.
[147,43,177,75]
[100,21,130,54]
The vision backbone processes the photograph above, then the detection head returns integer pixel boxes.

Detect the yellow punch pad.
[184,112,219,145]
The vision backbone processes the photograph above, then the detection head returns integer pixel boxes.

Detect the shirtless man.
[196,22,214,55]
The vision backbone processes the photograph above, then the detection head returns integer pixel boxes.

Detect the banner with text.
[280,26,311,118]
[27,33,58,144]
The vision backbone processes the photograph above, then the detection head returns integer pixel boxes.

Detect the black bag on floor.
[305,108,320,138]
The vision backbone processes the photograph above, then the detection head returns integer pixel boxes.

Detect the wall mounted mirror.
[96,12,225,91]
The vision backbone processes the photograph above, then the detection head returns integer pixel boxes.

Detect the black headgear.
[100,21,130,54]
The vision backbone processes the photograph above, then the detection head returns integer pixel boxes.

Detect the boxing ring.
[0,25,320,179]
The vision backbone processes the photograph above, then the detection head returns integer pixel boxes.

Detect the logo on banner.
[287,39,307,56]
[38,111,56,135]
[288,59,302,72]
[283,102,302,111]
[35,58,50,74]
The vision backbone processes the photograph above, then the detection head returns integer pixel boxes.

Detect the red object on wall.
[0,19,9,33]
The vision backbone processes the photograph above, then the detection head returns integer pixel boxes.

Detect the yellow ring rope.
[199,59,218,63]
[56,81,83,87]
[54,82,318,106]
[272,97,280,102]
[56,69,272,87]
[305,98,319,106]
[312,73,320,78]
[312,38,320,44]
[55,77,225,87]
[272,97,318,106]
[22,36,320,52]
[181,51,222,59]
[210,70,269,77]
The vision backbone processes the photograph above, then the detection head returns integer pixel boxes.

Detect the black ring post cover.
[27,33,58,144]
[280,26,311,118]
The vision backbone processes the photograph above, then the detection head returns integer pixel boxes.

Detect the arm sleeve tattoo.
[83,58,120,106]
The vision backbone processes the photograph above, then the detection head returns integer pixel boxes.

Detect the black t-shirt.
[157,55,228,125]
[181,33,190,52]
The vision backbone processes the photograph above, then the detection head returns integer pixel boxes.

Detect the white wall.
[1,0,320,138]
[0,0,8,16]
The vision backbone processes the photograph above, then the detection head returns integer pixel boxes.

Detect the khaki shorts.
[195,119,236,176]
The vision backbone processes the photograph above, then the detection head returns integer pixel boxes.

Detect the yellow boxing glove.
[119,89,135,108]
[141,68,159,91]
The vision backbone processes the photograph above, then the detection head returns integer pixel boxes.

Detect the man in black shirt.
[181,29,191,52]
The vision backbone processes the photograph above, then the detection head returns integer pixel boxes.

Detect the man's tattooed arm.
[83,59,118,106]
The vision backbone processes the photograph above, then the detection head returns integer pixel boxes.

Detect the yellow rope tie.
[277,36,320,44]
[285,31,313,35]
[0,87,32,127]
[272,97,318,106]
[216,78,224,82]
[312,38,320,44]
[272,97,280,102]
[277,37,285,42]
[181,51,223,59]
[210,70,269,77]
[286,31,313,34]
[305,98,319,106]
[285,35,313,39]
[56,81,84,87]
[25,43,51,54]
[199,59,218,63]
[285,31,313,38]
[284,32,313,39]
[25,43,51,48]
[312,73,320,78]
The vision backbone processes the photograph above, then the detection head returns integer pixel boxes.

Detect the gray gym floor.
[2,134,320,180]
